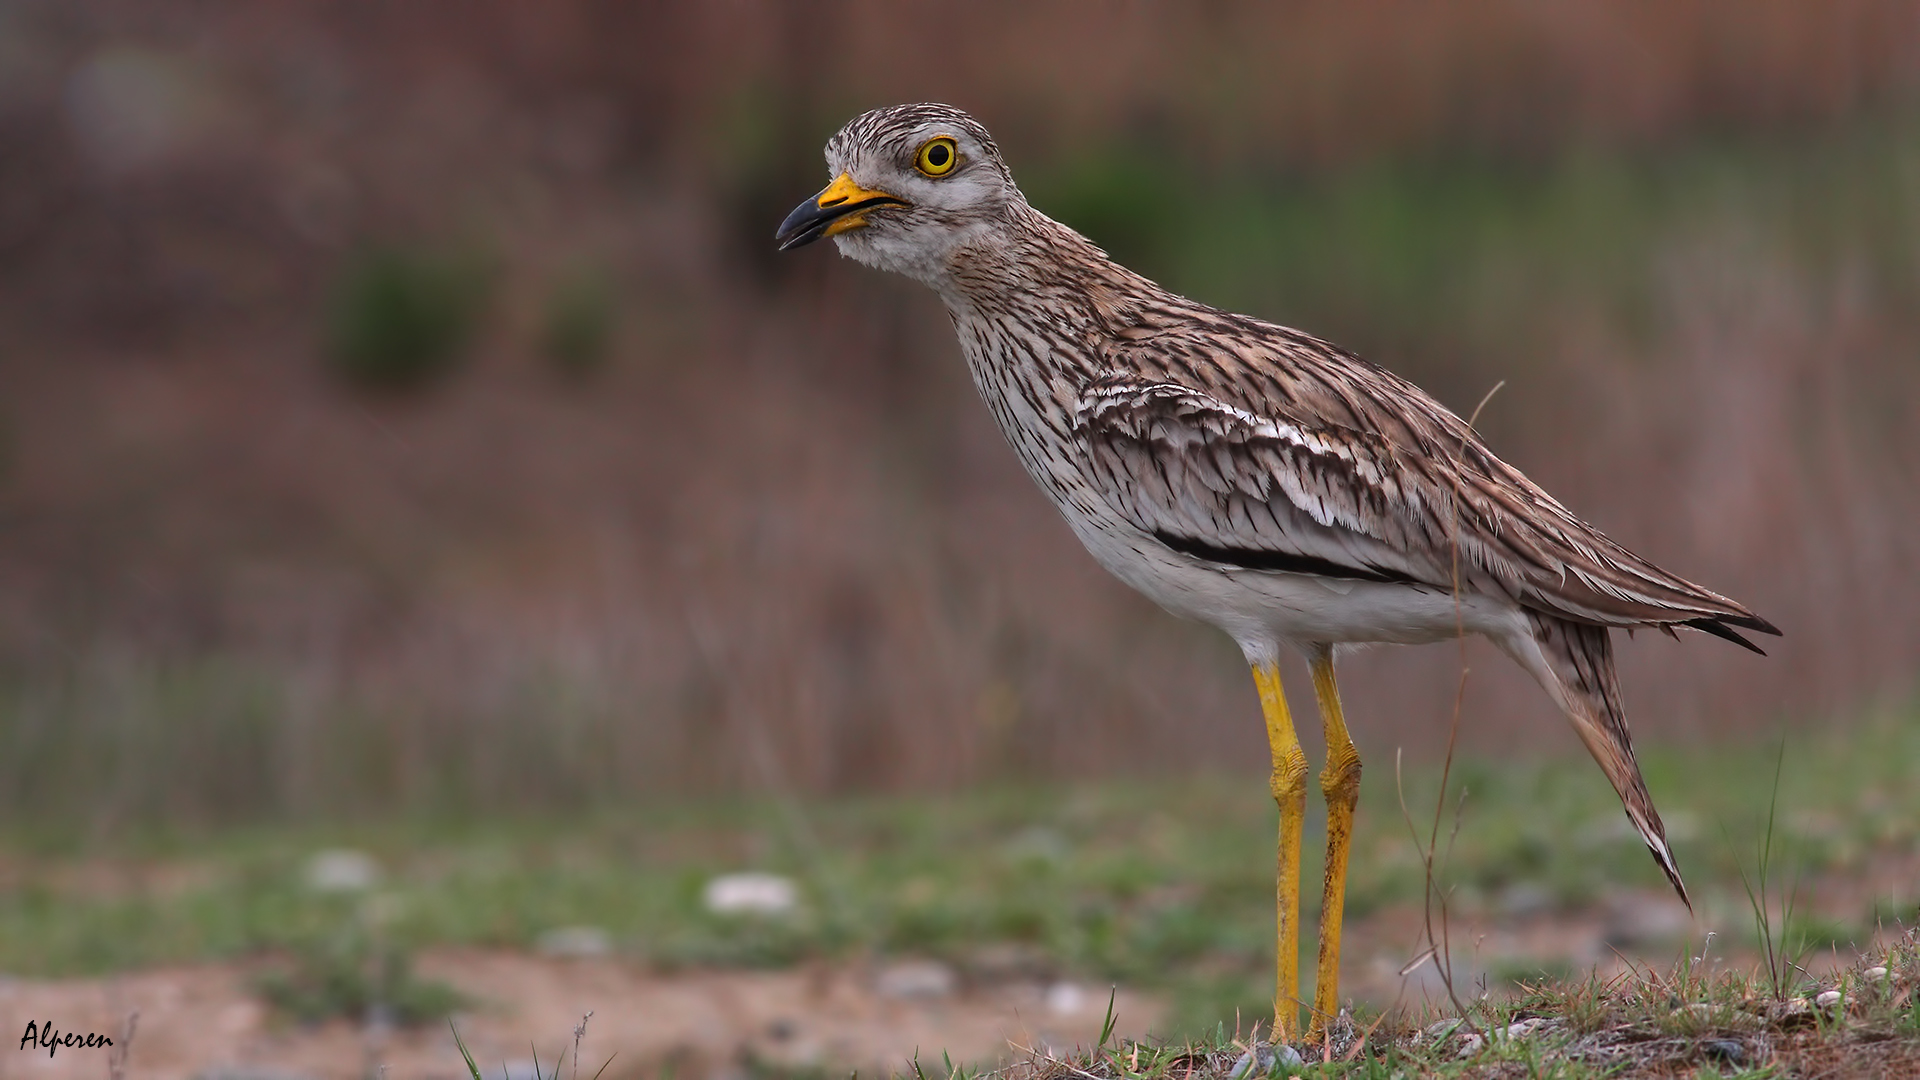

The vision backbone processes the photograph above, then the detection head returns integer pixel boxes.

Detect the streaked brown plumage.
[778,103,1778,1040]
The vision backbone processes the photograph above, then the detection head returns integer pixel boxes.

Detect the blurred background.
[6,3,1920,1073]
[2,0,1919,830]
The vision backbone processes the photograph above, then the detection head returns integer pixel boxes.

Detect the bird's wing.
[1073,364,1778,642]
[1073,372,1442,586]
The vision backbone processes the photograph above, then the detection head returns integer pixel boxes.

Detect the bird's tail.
[1502,612,1691,909]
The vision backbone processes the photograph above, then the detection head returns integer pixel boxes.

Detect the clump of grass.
[540,265,618,379]
[980,931,1920,1078]
[1734,741,1805,1000]
[256,909,466,1026]
[325,244,491,392]
[257,946,465,1027]
[453,1012,612,1080]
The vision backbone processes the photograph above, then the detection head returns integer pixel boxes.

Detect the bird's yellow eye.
[915,136,959,177]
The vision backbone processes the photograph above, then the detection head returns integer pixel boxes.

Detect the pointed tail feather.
[1502,613,1692,909]
[1682,617,1768,656]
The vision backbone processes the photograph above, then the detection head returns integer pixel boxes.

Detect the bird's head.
[775,103,1020,285]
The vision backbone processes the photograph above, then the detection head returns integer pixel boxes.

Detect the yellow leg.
[1308,647,1361,1041]
[1252,661,1308,1040]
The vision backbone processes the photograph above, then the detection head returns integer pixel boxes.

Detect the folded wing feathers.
[1074,369,1774,636]
[1077,377,1438,581]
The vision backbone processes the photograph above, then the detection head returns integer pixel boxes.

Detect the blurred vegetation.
[325,245,492,392]
[255,902,468,1027]
[4,119,1920,828]
[2,709,1914,1037]
[0,4,1916,918]
[1026,115,1920,368]
[540,264,618,379]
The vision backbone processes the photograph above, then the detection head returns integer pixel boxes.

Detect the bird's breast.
[950,308,1111,515]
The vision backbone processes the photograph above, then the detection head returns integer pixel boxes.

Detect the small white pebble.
[304,849,380,893]
[1864,966,1890,982]
[1498,1017,1547,1040]
[1043,981,1085,1015]
[702,872,798,916]
[1456,1033,1485,1058]
[1227,1042,1302,1078]
[1816,989,1843,1009]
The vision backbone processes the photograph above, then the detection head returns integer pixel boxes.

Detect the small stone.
[536,925,612,958]
[1815,989,1843,1010]
[874,959,957,999]
[1044,981,1085,1015]
[1701,1039,1746,1066]
[701,872,798,916]
[1682,1002,1733,1022]
[1496,1017,1547,1041]
[1455,1033,1485,1058]
[1227,1042,1303,1078]
[1863,966,1890,983]
[303,849,380,893]
[1774,997,1813,1022]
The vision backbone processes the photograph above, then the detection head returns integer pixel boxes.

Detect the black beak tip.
[775,191,906,252]
[775,197,831,252]
[774,230,817,253]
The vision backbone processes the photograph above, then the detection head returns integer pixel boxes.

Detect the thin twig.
[1340,1007,1395,1063]
[1403,379,1507,1033]
[571,1011,593,1080]
[107,1011,138,1080]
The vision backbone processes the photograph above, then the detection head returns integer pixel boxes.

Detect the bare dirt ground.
[2,876,1903,1080]
[0,951,1161,1080]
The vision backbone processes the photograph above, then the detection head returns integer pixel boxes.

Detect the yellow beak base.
[775,173,908,250]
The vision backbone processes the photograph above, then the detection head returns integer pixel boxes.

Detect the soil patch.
[0,951,1160,1080]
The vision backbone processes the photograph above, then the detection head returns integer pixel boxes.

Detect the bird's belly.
[1073,521,1520,649]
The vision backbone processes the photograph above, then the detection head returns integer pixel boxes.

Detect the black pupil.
[927,143,949,168]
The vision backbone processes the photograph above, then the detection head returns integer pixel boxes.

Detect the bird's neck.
[933,201,1163,380]
[929,203,1170,515]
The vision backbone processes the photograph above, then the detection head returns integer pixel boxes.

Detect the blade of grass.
[450,1020,483,1080]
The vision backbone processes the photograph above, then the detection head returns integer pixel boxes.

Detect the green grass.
[254,920,468,1027]
[2,709,1916,1043]
[451,944,1920,1080]
[966,932,1920,1078]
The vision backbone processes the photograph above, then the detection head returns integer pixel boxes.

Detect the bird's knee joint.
[1320,747,1362,803]
[1270,750,1309,804]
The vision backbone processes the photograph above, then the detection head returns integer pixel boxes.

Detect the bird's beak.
[775,173,907,251]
